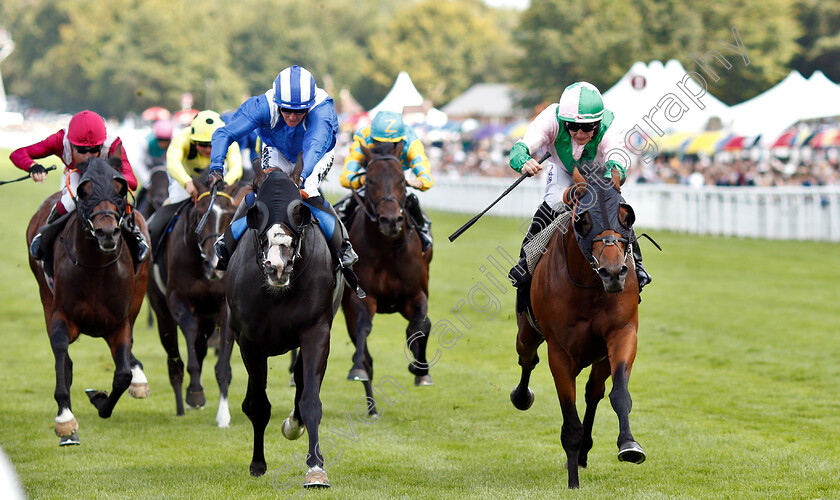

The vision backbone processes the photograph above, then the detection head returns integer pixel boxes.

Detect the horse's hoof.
[414,374,434,386]
[129,383,150,399]
[250,462,267,477]
[303,466,330,488]
[510,386,535,411]
[281,411,305,440]
[289,374,296,387]
[58,431,81,446]
[347,368,369,382]
[85,389,109,411]
[186,388,206,409]
[617,440,646,464]
[54,416,78,438]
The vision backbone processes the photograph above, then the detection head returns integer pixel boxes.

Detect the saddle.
[35,212,72,283]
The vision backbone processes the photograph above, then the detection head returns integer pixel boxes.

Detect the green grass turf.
[0,153,838,499]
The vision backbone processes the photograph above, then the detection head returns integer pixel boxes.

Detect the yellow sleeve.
[223,142,243,185]
[406,139,433,190]
[340,130,369,189]
[166,130,193,187]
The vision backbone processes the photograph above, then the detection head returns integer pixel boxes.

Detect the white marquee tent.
[728,70,840,144]
[368,71,447,126]
[603,59,732,134]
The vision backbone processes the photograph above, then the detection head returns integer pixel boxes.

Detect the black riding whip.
[449,152,551,242]
[195,183,218,235]
[0,165,57,186]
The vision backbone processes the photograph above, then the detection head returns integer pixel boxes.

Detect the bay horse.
[26,158,151,446]
[510,167,645,488]
[341,141,433,411]
[225,158,341,487]
[146,180,237,426]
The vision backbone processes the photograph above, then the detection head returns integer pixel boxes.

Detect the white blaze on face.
[264,224,294,270]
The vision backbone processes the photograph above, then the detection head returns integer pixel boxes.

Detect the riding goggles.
[565,121,599,133]
[74,144,103,154]
[280,107,308,115]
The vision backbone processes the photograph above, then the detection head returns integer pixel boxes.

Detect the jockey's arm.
[510,105,557,174]
[340,132,367,189]
[222,141,243,186]
[210,96,263,174]
[9,130,64,172]
[166,131,193,188]
[300,101,339,180]
[405,137,433,190]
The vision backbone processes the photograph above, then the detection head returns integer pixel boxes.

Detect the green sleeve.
[509,142,531,173]
[604,159,627,181]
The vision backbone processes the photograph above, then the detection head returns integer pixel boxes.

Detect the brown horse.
[146,181,237,426]
[342,142,433,410]
[510,168,645,488]
[26,158,150,446]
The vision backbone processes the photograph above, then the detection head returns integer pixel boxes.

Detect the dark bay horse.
[342,142,433,410]
[510,168,645,488]
[26,158,150,446]
[225,159,341,487]
[146,182,237,426]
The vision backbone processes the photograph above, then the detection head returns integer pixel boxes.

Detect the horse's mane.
[369,141,398,156]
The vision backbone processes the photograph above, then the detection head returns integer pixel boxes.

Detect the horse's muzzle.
[597,264,628,293]
[94,227,121,253]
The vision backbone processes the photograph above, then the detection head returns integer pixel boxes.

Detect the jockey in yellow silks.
[336,110,434,251]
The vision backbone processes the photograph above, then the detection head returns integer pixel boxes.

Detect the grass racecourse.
[0,154,839,499]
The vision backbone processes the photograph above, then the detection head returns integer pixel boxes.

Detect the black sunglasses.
[195,141,212,148]
[280,107,307,115]
[74,145,102,154]
[566,121,599,133]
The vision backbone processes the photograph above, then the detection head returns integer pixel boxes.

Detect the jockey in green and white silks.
[507,81,651,295]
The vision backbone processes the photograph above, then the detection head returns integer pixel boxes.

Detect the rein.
[561,228,601,289]
[60,233,124,269]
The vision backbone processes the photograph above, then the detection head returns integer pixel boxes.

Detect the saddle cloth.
[522,210,573,274]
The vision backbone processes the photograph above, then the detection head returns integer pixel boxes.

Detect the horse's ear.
[77,179,92,201]
[107,157,122,172]
[360,144,372,162]
[611,169,623,191]
[619,204,635,229]
[393,140,404,158]
[286,199,311,232]
[572,166,586,186]
[246,200,270,234]
[252,157,266,187]
[573,211,592,237]
[291,152,304,187]
[113,177,128,198]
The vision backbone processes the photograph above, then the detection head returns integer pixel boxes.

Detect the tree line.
[1,0,838,118]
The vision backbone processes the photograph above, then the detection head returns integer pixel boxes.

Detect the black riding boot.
[405,193,433,252]
[509,201,562,288]
[632,238,651,293]
[122,217,149,266]
[29,204,62,260]
[214,201,249,271]
[310,198,364,298]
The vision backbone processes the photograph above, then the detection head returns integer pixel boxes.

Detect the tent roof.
[729,70,840,142]
[440,83,523,119]
[369,71,425,116]
[603,59,731,133]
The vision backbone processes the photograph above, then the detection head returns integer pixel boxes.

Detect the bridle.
[356,156,406,223]
[192,191,234,260]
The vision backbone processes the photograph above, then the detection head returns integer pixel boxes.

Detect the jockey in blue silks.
[206,65,365,297]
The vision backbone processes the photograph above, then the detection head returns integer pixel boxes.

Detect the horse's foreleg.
[608,331,646,464]
[49,319,79,444]
[547,342,584,489]
[344,295,374,383]
[214,312,234,428]
[239,338,270,477]
[154,298,185,415]
[510,313,543,411]
[297,325,330,472]
[403,298,432,384]
[580,359,610,468]
[89,324,132,418]
[172,300,204,409]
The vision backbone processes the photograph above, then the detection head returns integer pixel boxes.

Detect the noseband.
[82,208,124,237]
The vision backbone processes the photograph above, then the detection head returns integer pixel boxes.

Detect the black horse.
[26,158,150,445]
[225,158,341,487]
[146,181,237,425]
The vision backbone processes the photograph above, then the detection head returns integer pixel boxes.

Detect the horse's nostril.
[620,266,628,277]
[598,268,612,280]
[396,216,404,224]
